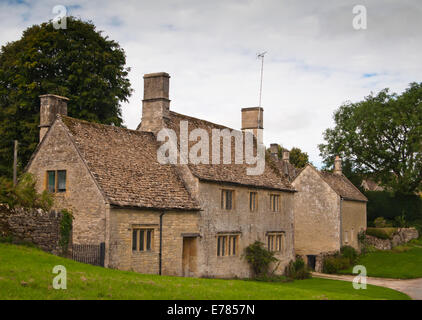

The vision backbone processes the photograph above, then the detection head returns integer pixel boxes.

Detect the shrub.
[284,255,311,280]
[393,213,409,228]
[0,173,54,211]
[366,227,397,240]
[243,241,278,277]
[322,256,350,274]
[374,217,392,228]
[340,245,358,264]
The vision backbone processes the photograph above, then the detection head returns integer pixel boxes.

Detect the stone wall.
[197,181,295,278]
[365,228,419,250]
[0,204,65,255]
[341,200,367,249]
[108,207,200,276]
[292,166,341,256]
[27,120,107,245]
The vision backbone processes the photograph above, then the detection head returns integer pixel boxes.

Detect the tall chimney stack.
[334,155,342,175]
[241,107,263,144]
[39,94,68,142]
[282,149,290,163]
[139,72,170,133]
[270,143,279,159]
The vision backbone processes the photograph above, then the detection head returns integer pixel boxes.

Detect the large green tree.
[0,17,132,178]
[319,83,422,195]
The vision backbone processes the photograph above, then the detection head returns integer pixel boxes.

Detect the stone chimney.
[241,107,263,144]
[139,72,170,133]
[282,149,290,162]
[334,155,342,175]
[39,94,69,142]
[270,143,279,159]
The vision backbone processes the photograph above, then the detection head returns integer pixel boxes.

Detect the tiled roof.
[271,157,298,182]
[61,116,200,210]
[319,171,368,202]
[165,111,294,191]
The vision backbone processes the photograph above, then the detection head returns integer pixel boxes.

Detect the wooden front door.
[182,237,197,277]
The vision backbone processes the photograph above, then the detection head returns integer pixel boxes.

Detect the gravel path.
[312,272,422,300]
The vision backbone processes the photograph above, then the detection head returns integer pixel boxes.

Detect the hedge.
[365,191,422,222]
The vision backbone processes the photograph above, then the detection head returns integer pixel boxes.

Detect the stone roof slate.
[165,111,294,191]
[319,171,368,202]
[60,116,200,210]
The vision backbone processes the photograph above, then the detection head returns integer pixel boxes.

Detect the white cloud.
[1,0,421,167]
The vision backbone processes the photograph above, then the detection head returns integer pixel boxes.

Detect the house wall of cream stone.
[197,181,295,278]
[341,200,367,249]
[108,208,200,276]
[27,121,107,245]
[292,166,341,256]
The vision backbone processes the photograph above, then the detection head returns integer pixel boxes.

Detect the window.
[249,192,257,211]
[270,194,280,212]
[221,189,234,210]
[267,233,285,252]
[217,234,238,256]
[344,231,349,244]
[47,171,56,193]
[132,228,154,252]
[46,170,66,193]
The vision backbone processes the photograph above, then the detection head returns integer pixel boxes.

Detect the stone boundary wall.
[0,204,66,255]
[365,228,419,251]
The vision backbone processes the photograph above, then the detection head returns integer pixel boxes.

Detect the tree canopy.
[0,17,132,178]
[272,145,309,168]
[319,83,422,195]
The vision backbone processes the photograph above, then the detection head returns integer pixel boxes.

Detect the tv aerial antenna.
[257,51,267,108]
[256,51,267,133]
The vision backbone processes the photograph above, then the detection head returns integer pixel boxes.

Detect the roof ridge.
[61,115,155,137]
[169,111,234,131]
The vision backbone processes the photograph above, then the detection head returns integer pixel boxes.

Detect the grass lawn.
[340,238,422,279]
[0,243,409,300]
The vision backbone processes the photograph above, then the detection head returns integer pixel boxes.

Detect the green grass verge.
[340,238,422,279]
[0,243,409,300]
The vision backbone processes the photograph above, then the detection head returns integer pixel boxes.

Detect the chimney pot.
[140,72,170,132]
[39,94,69,142]
[282,149,290,162]
[334,155,342,175]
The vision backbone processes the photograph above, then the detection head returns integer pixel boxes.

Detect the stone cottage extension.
[291,157,367,269]
[27,72,296,278]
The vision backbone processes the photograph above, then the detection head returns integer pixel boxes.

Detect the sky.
[1,0,422,168]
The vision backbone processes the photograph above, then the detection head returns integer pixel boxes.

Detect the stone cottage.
[290,156,367,269]
[26,72,296,278]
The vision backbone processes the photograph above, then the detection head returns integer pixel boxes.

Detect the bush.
[322,256,350,274]
[0,173,54,211]
[340,245,358,264]
[243,241,278,277]
[284,256,311,280]
[374,217,392,228]
[366,227,397,240]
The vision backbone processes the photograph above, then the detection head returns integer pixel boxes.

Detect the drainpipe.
[339,197,343,248]
[159,211,165,275]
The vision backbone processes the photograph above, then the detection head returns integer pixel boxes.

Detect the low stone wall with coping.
[365,228,419,251]
[0,204,66,255]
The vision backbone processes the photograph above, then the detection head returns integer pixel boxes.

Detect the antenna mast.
[257,51,267,108]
